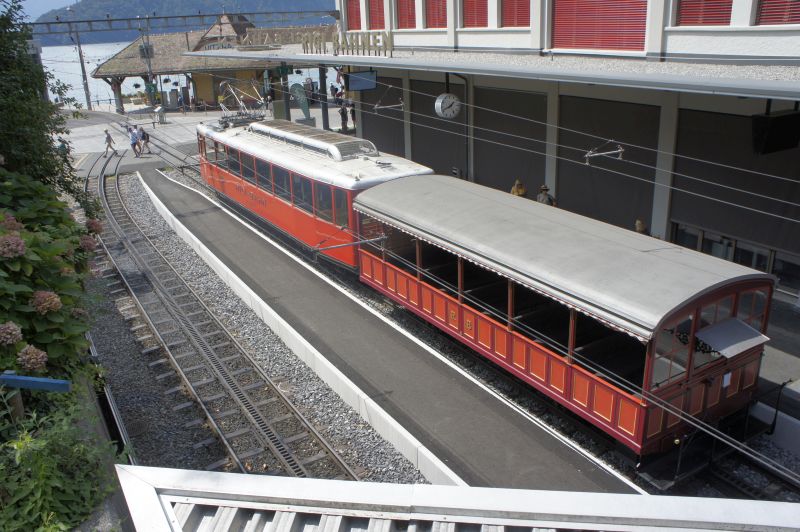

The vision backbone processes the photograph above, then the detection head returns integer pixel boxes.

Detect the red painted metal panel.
[347,0,362,30]
[397,0,417,28]
[707,375,721,406]
[757,0,800,24]
[426,0,447,28]
[369,0,386,29]
[357,250,646,454]
[646,407,663,438]
[572,373,591,407]
[689,385,705,415]
[726,369,741,398]
[200,162,358,267]
[552,0,647,51]
[677,0,733,26]
[743,360,758,389]
[666,394,684,428]
[447,300,460,330]
[593,386,614,422]
[618,399,639,436]
[463,0,488,27]
[502,0,530,27]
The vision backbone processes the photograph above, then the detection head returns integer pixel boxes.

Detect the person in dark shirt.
[338,104,348,132]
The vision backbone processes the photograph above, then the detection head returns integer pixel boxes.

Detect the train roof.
[354,175,774,340]
[197,120,432,190]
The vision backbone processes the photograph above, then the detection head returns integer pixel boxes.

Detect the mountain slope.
[35,0,335,45]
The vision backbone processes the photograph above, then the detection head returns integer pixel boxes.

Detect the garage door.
[552,0,647,51]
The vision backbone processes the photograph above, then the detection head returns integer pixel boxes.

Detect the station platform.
[138,169,636,493]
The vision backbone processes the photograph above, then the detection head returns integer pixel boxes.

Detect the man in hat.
[510,179,527,197]
[536,184,556,206]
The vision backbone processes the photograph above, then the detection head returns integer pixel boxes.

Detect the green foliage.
[0,0,98,218]
[0,384,118,531]
[0,168,91,376]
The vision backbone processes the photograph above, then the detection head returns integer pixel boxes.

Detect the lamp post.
[67,7,92,111]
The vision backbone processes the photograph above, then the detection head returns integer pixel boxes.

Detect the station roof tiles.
[354,175,773,340]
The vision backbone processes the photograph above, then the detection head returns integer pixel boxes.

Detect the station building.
[195,1,800,295]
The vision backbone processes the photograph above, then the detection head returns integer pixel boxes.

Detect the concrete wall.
[360,76,406,156]
[556,96,660,230]
[410,79,467,176]
[472,86,547,192]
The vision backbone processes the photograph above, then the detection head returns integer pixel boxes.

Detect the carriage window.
[240,152,255,184]
[651,313,691,389]
[256,159,271,192]
[693,295,733,370]
[273,165,291,201]
[334,188,349,228]
[213,142,219,162]
[227,148,241,176]
[737,288,768,332]
[292,174,313,214]
[315,183,333,222]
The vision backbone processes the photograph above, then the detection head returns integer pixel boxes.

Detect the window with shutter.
[347,0,362,30]
[757,0,800,24]
[397,0,417,28]
[677,0,733,25]
[463,0,488,27]
[552,0,647,51]
[369,0,385,29]
[502,0,531,27]
[426,0,447,28]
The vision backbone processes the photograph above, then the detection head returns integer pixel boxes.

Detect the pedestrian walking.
[103,129,117,157]
[338,104,349,132]
[329,83,336,99]
[138,126,152,154]
[349,103,356,127]
[536,184,556,206]
[127,126,141,157]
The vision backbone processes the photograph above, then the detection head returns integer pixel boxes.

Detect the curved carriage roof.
[354,175,773,340]
[197,121,432,190]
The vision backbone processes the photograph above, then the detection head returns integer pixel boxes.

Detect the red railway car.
[196,120,432,268]
[353,174,774,457]
[197,120,774,458]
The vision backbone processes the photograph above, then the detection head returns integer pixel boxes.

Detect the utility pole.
[66,8,92,111]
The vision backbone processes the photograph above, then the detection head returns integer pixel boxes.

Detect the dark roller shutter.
[347,0,362,30]
[502,0,531,27]
[369,0,385,29]
[757,0,800,24]
[552,0,647,51]
[397,0,417,28]
[463,0,488,27]
[677,0,733,25]
[426,0,447,28]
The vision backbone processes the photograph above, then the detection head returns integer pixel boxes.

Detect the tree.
[0,0,98,218]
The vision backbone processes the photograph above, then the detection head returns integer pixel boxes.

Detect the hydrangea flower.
[79,234,96,252]
[31,290,62,315]
[0,214,24,231]
[0,321,23,345]
[0,234,25,258]
[17,345,48,372]
[86,218,103,234]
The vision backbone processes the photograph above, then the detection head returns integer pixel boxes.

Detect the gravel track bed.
[159,169,800,496]
[87,256,227,470]
[121,172,426,483]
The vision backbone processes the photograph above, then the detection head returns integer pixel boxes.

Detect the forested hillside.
[35,0,335,44]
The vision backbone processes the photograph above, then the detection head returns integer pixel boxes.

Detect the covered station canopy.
[354,175,774,341]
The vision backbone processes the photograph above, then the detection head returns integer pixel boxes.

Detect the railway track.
[706,452,800,501]
[88,165,358,480]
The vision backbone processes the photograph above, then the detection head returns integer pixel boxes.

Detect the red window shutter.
[397,0,417,29]
[369,0,385,29]
[426,0,447,28]
[347,0,362,30]
[677,0,732,26]
[463,0,488,27]
[552,0,647,51]
[502,0,531,27]
[757,0,800,24]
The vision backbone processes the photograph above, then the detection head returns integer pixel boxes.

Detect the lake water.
[41,41,340,109]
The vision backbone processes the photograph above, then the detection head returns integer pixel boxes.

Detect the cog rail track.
[93,170,358,480]
[707,452,800,501]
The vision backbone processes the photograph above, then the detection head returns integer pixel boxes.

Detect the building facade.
[333,0,800,294]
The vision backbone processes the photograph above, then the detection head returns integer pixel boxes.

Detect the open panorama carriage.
[197,120,774,460]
